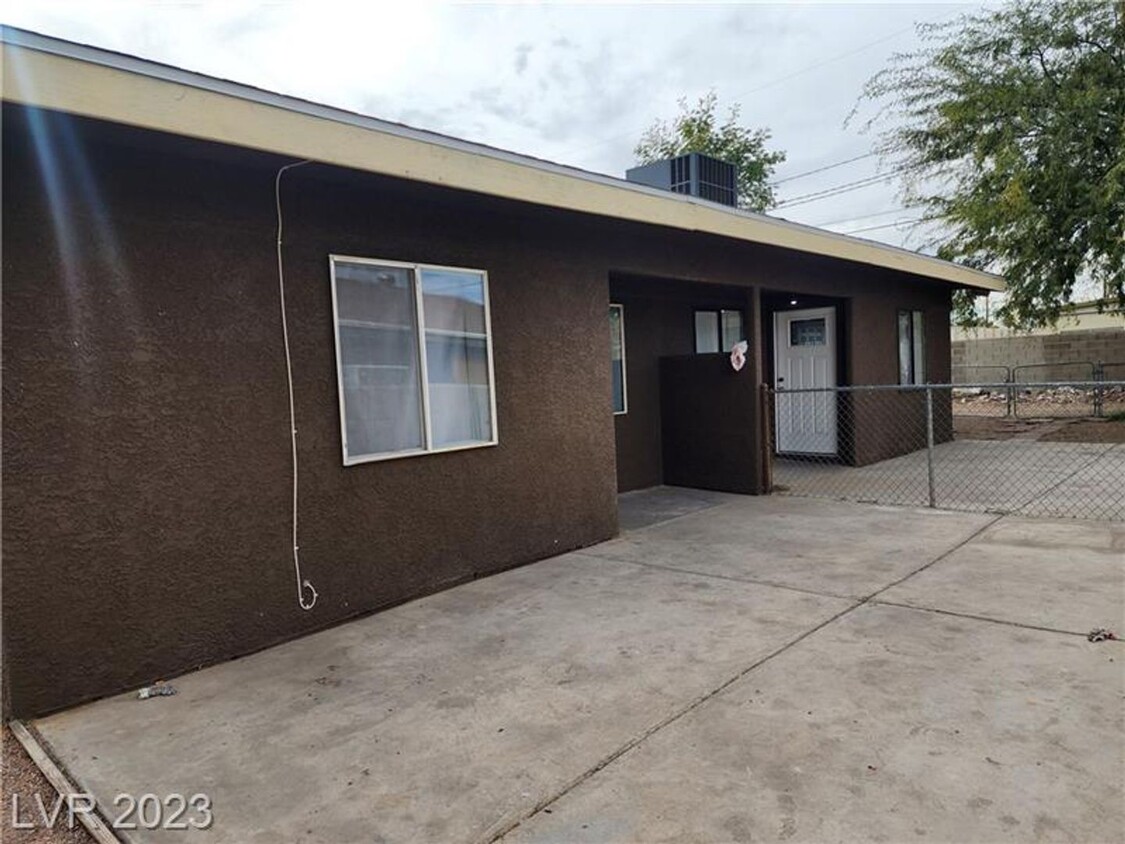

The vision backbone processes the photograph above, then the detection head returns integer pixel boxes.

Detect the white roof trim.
[0,26,1003,292]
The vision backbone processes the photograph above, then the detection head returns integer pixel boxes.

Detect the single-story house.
[0,27,1003,718]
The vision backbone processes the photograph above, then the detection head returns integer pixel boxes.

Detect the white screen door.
[773,307,837,455]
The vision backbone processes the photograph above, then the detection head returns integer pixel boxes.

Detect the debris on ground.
[953,386,1125,409]
[1087,628,1118,643]
[137,682,177,699]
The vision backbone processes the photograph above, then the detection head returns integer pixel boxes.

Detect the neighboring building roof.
[1,26,1004,293]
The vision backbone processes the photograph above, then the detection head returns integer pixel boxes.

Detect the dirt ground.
[954,414,1125,443]
[2,725,94,843]
[1039,417,1125,442]
[953,393,1125,423]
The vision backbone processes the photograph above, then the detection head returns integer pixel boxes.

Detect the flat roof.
[1,26,1004,293]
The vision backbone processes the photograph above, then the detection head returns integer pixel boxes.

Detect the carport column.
[925,386,936,508]
[748,285,771,494]
[749,285,763,385]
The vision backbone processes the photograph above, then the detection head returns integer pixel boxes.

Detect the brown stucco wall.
[3,105,958,716]
[2,107,624,717]
[660,355,762,493]
[847,302,955,466]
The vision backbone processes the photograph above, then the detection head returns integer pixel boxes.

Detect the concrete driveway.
[27,490,1124,843]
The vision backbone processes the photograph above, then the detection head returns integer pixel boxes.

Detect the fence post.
[760,383,774,494]
[925,386,936,508]
[1012,365,1023,417]
[1094,362,1104,418]
[1005,366,1014,418]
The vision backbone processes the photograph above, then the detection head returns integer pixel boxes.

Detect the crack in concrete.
[570,549,857,601]
[485,512,1006,842]
[480,598,863,844]
[860,514,1005,602]
[1014,441,1123,517]
[869,598,1102,639]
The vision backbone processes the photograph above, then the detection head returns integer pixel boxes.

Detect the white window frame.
[898,309,926,385]
[694,308,744,354]
[720,308,745,352]
[329,254,499,465]
[610,303,628,415]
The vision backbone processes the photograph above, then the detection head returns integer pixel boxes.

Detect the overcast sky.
[3,1,990,251]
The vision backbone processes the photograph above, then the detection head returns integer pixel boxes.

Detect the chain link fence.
[1103,361,1125,382]
[951,362,1125,418]
[768,381,1125,521]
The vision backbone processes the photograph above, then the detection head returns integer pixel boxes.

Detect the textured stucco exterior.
[4,106,958,717]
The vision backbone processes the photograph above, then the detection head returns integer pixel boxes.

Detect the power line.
[774,170,903,209]
[812,206,910,227]
[729,24,917,99]
[840,216,940,235]
[770,152,877,186]
[559,22,920,161]
[775,157,929,210]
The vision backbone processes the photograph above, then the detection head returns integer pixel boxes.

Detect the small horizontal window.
[695,309,744,353]
[330,256,497,464]
[789,317,826,347]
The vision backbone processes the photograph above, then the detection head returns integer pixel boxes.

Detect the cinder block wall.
[952,328,1125,381]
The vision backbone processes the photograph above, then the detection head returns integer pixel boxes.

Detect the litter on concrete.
[1086,628,1118,643]
[137,682,177,700]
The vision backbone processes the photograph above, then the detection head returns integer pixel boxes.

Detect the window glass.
[332,258,496,463]
[898,309,925,385]
[421,269,492,447]
[334,262,424,457]
[790,318,826,347]
[911,310,926,384]
[610,304,626,414]
[898,311,913,384]
[420,268,486,334]
[695,311,720,353]
[721,309,744,351]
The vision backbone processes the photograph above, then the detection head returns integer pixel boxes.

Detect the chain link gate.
[767,381,1125,521]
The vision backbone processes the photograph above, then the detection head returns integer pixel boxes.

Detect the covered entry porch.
[609,272,766,495]
[609,274,861,495]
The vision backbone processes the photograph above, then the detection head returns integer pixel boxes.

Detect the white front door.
[773,307,837,455]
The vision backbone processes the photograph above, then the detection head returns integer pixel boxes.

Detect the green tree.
[853,0,1125,328]
[635,91,786,211]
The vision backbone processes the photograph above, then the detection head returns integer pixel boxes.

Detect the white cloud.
[2,0,990,251]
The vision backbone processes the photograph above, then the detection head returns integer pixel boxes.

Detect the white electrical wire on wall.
[275,159,318,611]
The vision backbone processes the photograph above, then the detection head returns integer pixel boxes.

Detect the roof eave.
[0,26,1005,293]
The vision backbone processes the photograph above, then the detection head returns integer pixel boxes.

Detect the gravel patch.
[2,725,95,843]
